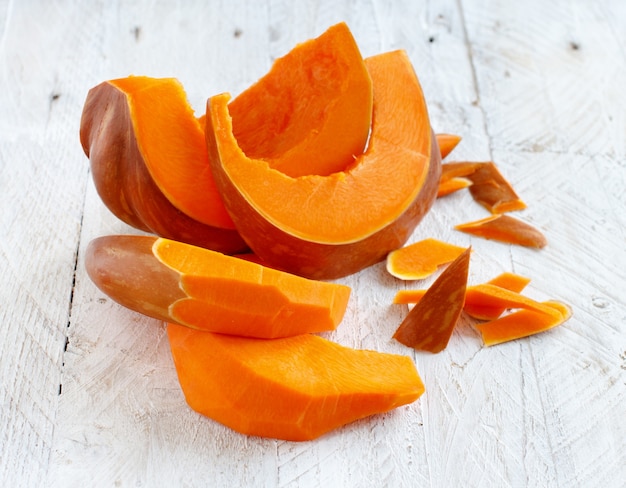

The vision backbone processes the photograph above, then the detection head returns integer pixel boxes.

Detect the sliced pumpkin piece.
[168,325,425,441]
[440,161,481,182]
[455,214,547,248]
[437,177,473,197]
[436,133,462,159]
[386,238,467,280]
[205,49,441,279]
[476,300,572,346]
[393,289,427,304]
[464,284,562,320]
[85,235,351,338]
[466,162,527,213]
[229,22,372,178]
[393,247,471,353]
[80,78,247,253]
[463,272,531,320]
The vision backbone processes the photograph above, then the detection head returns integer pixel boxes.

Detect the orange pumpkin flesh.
[167,324,424,441]
[206,50,441,279]
[229,22,372,178]
[80,78,247,254]
[85,235,350,338]
[386,238,467,280]
[436,133,462,159]
[476,300,571,346]
[463,272,531,320]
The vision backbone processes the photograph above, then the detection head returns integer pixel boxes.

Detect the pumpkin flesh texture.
[80,79,247,254]
[85,235,350,338]
[167,325,424,441]
[206,50,441,279]
[229,22,372,178]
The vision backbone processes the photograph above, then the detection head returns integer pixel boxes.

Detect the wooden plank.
[0,0,624,486]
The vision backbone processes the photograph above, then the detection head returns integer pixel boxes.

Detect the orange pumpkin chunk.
[386,238,467,280]
[436,133,462,159]
[466,162,527,214]
[476,300,572,346]
[393,247,471,353]
[85,235,351,339]
[228,22,372,178]
[455,214,547,248]
[168,325,425,441]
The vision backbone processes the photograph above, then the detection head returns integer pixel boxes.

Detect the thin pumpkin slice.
[85,235,350,339]
[392,272,530,310]
[168,325,425,441]
[440,161,481,182]
[464,284,563,320]
[393,247,471,353]
[229,22,372,178]
[463,272,531,320]
[455,214,547,248]
[386,238,467,280]
[476,300,572,346]
[466,162,527,213]
[436,133,462,159]
[206,49,441,279]
[437,177,473,197]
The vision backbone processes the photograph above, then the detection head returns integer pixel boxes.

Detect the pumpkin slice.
[466,162,527,213]
[206,50,441,279]
[168,325,424,441]
[463,272,531,320]
[437,177,473,197]
[476,300,572,346]
[455,214,547,248]
[393,247,471,353]
[464,284,562,320]
[229,22,372,178]
[80,79,247,253]
[436,133,462,159]
[85,235,351,339]
[386,238,467,280]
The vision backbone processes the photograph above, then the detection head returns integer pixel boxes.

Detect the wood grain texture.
[0,0,624,487]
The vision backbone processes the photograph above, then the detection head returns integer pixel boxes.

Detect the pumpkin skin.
[80,78,248,254]
[205,50,441,279]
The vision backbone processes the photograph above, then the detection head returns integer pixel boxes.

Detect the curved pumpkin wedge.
[229,22,372,178]
[80,78,247,254]
[167,324,424,441]
[84,235,351,339]
[206,50,441,279]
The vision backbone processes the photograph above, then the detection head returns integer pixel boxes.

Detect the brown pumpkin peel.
[393,247,471,353]
[466,162,527,214]
[455,214,547,248]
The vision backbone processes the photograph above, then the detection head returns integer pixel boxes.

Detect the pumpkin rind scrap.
[206,50,441,279]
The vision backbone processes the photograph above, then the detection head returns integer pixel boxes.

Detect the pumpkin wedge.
[85,235,351,338]
[167,324,424,441]
[386,238,467,280]
[229,22,372,178]
[80,77,247,254]
[436,133,462,159]
[206,50,441,279]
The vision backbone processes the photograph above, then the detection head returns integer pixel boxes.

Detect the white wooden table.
[1,1,625,486]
